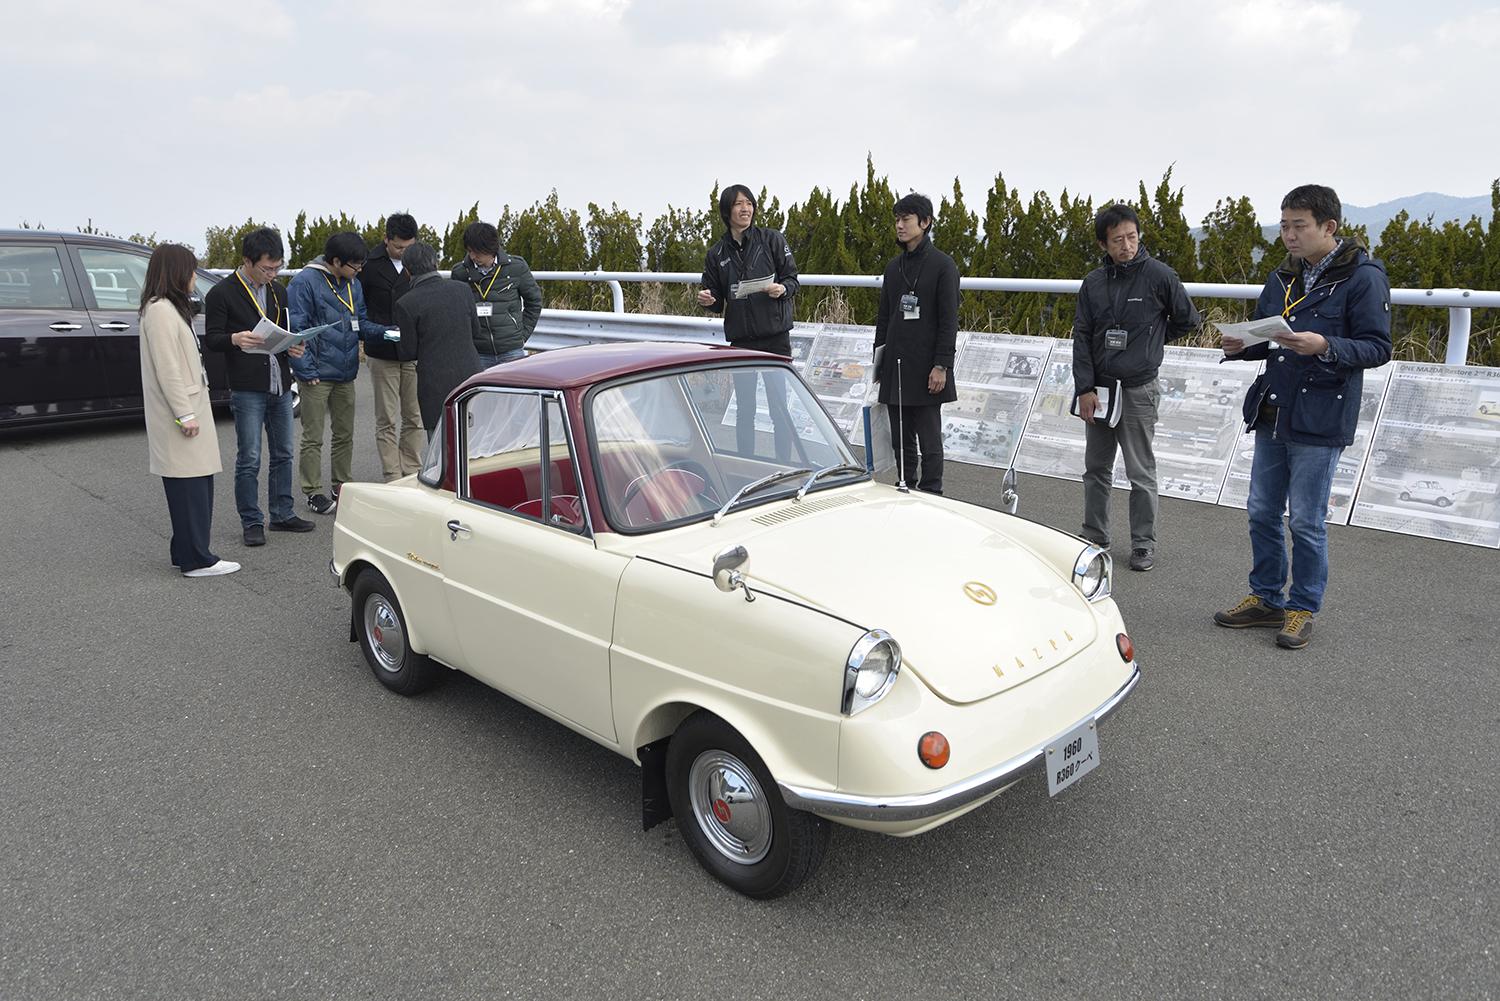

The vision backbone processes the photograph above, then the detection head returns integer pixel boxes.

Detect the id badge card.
[350,318,360,333]
[1104,327,1128,350]
[476,303,494,318]
[901,292,920,320]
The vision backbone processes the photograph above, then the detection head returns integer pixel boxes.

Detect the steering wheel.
[619,461,722,525]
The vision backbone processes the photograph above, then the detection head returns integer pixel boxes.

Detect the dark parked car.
[0,230,231,428]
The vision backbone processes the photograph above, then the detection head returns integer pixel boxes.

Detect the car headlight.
[1072,545,1112,602]
[843,629,901,716]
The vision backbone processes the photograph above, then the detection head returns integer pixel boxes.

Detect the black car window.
[76,247,148,310]
[0,245,72,308]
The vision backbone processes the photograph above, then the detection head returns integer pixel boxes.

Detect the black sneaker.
[243,524,266,547]
[1213,595,1286,629]
[270,515,316,533]
[308,493,337,516]
[1128,549,1154,572]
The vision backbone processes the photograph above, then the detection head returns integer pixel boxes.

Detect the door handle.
[97,322,132,331]
[446,519,471,540]
[48,322,83,331]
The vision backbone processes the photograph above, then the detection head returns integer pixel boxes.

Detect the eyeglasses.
[346,262,364,273]
[255,262,283,276]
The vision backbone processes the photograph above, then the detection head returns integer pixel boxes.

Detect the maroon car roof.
[452,341,785,393]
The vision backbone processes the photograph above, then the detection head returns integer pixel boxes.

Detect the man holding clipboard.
[1072,204,1200,572]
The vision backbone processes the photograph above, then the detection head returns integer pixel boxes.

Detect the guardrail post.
[1445,294,1472,367]
[609,280,624,313]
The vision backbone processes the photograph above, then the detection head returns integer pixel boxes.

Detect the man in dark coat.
[359,212,422,481]
[449,222,542,368]
[395,243,483,432]
[874,192,959,494]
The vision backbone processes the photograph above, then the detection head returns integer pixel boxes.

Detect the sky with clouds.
[5,0,1497,254]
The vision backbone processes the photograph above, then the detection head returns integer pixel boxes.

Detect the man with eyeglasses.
[203,227,315,547]
[1215,184,1391,649]
[288,231,387,515]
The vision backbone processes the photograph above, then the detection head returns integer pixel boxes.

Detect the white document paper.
[244,316,338,355]
[731,274,775,299]
[1216,315,1294,350]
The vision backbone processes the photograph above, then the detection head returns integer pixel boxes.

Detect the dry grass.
[810,287,854,325]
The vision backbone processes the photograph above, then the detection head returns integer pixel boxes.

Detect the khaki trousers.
[298,379,355,497]
[369,357,423,481]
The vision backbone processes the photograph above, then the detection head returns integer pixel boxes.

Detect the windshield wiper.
[796,462,869,501]
[712,467,816,526]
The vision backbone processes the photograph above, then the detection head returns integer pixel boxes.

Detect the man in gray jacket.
[1072,204,1200,571]
[395,243,483,432]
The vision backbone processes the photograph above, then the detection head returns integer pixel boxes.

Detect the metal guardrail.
[210,267,1500,365]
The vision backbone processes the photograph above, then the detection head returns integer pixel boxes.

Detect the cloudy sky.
[5,0,1497,254]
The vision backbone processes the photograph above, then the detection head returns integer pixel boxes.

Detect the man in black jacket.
[395,243,483,432]
[450,222,542,368]
[698,184,801,459]
[359,213,422,481]
[203,227,315,547]
[1072,204,1200,572]
[874,193,959,494]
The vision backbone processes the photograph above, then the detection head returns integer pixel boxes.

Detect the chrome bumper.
[778,666,1140,824]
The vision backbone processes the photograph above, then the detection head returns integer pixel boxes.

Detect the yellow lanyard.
[1282,276,1311,319]
[471,264,501,300]
[323,274,355,314]
[236,270,274,321]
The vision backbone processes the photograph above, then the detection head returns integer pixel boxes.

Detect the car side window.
[462,390,584,532]
[76,247,149,310]
[0,245,73,308]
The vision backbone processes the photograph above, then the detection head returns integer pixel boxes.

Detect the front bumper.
[777,665,1139,823]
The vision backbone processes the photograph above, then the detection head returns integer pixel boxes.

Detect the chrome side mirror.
[711,544,755,602]
[1000,467,1019,515]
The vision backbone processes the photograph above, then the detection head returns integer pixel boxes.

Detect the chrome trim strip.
[778,666,1140,823]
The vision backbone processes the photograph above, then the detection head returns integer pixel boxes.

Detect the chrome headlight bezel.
[842,629,901,716]
[1072,545,1112,602]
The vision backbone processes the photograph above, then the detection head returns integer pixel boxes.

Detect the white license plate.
[1045,718,1100,796]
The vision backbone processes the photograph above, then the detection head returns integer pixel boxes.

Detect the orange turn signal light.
[918,731,950,770]
[1116,632,1135,663]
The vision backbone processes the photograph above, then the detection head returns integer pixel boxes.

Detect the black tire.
[1436,497,1452,508]
[352,570,437,696]
[665,711,828,899]
[1399,492,1411,501]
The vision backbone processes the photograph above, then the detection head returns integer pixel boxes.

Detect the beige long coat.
[140,298,222,478]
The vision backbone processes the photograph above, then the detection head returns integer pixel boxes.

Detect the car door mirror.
[711,545,755,602]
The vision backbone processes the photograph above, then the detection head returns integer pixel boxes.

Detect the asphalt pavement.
[1,375,1495,1001]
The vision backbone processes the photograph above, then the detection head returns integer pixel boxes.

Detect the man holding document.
[203,228,315,548]
[1072,204,1200,572]
[1215,184,1392,649]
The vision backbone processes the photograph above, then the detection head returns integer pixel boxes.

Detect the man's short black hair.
[325,231,368,266]
[463,221,500,256]
[719,184,756,226]
[241,227,285,265]
[893,193,934,224]
[1281,184,1342,228]
[385,212,418,240]
[1094,203,1141,243]
[403,242,438,276]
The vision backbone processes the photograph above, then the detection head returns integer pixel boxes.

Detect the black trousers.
[731,332,797,461]
[162,475,218,572]
[887,403,944,494]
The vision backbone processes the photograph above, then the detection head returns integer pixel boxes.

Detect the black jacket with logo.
[699,226,800,342]
[1072,247,1199,396]
[357,244,412,361]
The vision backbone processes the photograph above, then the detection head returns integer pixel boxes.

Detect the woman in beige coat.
[139,244,239,577]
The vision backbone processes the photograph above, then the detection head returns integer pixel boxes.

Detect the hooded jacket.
[287,257,387,383]
[699,225,800,342]
[450,253,542,357]
[1231,241,1392,447]
[1072,246,1200,396]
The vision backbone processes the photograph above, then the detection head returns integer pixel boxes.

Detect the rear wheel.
[353,570,436,695]
[665,711,828,898]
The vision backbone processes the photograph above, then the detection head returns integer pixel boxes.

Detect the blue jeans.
[1246,427,1342,613]
[478,348,526,368]
[231,389,295,528]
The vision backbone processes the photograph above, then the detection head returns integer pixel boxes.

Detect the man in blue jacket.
[288,231,387,515]
[1214,185,1391,649]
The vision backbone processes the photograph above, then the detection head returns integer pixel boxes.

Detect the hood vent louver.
[751,493,864,526]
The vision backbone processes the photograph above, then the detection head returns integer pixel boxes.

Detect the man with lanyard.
[449,222,542,369]
[358,212,423,482]
[287,232,386,516]
[203,228,315,547]
[873,192,959,494]
[1072,203,1200,572]
[1216,184,1391,649]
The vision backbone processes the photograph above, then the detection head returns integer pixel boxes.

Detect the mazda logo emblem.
[964,581,997,605]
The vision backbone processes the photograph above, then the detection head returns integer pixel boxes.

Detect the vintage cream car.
[330,343,1139,897]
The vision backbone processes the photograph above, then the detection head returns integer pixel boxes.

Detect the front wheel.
[665,712,829,898]
[353,570,437,695]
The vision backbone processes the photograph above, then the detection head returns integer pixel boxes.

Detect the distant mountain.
[1193,192,1493,248]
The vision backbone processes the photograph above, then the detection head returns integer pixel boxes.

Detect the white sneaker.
[183,559,242,578]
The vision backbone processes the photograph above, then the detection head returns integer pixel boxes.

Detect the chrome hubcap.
[688,750,771,864]
[363,594,405,673]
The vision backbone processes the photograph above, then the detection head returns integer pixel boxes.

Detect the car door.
[440,388,626,742]
[0,239,101,423]
[69,242,153,411]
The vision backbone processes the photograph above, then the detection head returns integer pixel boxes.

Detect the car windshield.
[590,363,861,531]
